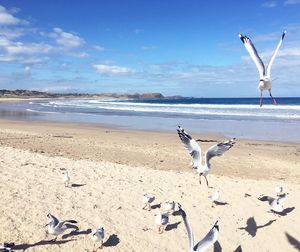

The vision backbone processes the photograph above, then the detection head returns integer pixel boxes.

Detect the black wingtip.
[282,30,286,40]
[238,33,245,43]
[214,220,219,231]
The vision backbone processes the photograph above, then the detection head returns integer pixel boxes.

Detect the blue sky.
[0,0,300,97]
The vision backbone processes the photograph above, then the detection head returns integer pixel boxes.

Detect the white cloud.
[262,1,277,7]
[51,27,84,48]
[141,45,158,50]
[0,5,21,25]
[284,0,300,4]
[24,66,30,76]
[93,64,133,75]
[134,28,143,34]
[93,45,105,51]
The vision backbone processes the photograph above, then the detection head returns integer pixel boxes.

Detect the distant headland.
[0,89,183,100]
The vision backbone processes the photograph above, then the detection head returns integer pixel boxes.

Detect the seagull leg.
[260,92,263,107]
[99,240,103,249]
[198,174,202,185]
[204,176,209,187]
[269,90,277,105]
[158,225,163,234]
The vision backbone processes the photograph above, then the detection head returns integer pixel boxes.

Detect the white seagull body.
[91,227,105,251]
[155,212,169,234]
[238,31,286,107]
[209,191,220,207]
[258,193,288,213]
[63,171,71,187]
[275,185,283,196]
[142,193,155,210]
[164,200,176,214]
[177,126,235,186]
[178,204,219,252]
[46,213,78,238]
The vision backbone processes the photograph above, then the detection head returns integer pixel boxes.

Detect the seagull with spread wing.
[45,213,78,240]
[178,203,219,252]
[177,126,235,187]
[238,31,286,107]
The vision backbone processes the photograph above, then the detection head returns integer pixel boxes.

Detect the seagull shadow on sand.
[151,203,161,210]
[165,221,181,231]
[285,232,300,250]
[71,183,86,188]
[62,228,92,239]
[213,241,222,252]
[238,217,276,237]
[233,245,243,252]
[214,201,229,206]
[102,234,120,247]
[11,238,76,251]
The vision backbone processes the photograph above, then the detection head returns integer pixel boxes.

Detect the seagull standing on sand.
[45,213,78,240]
[177,126,235,187]
[155,212,169,234]
[258,193,288,214]
[63,171,71,188]
[238,31,286,107]
[142,194,155,211]
[178,204,219,251]
[91,227,105,251]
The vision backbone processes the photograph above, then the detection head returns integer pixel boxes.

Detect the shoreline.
[0,118,299,183]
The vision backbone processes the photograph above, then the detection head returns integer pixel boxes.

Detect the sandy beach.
[0,119,299,251]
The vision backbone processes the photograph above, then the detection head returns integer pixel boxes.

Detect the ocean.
[1,97,300,143]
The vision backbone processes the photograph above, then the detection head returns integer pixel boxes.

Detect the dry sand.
[0,120,299,251]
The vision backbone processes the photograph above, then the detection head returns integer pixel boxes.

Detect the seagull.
[209,191,220,208]
[164,200,176,214]
[178,204,219,251]
[91,227,105,251]
[155,212,169,234]
[258,193,288,214]
[238,31,286,107]
[45,213,78,240]
[142,194,155,211]
[63,171,71,187]
[275,185,283,196]
[177,126,235,187]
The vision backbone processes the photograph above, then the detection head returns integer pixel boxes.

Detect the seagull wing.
[177,126,201,168]
[205,138,235,169]
[194,221,219,251]
[266,31,286,77]
[48,214,59,227]
[238,34,265,78]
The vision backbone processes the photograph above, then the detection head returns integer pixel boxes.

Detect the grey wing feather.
[205,138,235,168]
[238,34,265,78]
[194,223,218,251]
[266,31,286,77]
[177,126,201,167]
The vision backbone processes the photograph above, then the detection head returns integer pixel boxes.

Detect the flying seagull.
[238,31,286,107]
[177,126,235,187]
[178,204,219,251]
[45,213,78,240]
